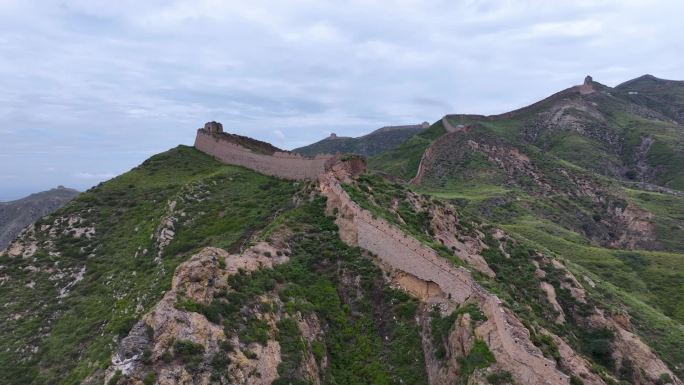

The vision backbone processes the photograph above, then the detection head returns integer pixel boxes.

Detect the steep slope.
[0,146,299,385]
[328,172,682,384]
[373,76,684,191]
[368,120,447,180]
[615,74,684,124]
[294,122,429,157]
[4,127,682,385]
[99,161,682,385]
[0,186,79,250]
[366,76,684,379]
[94,197,431,385]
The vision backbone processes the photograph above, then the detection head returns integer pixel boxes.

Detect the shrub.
[174,340,204,357]
[457,340,495,384]
[108,370,122,385]
[173,340,205,371]
[657,373,673,384]
[276,317,304,378]
[311,340,326,362]
[243,318,270,345]
[486,371,513,385]
[161,350,172,363]
[210,351,231,369]
[142,372,156,385]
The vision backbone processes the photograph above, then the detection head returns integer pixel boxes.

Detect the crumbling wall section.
[195,129,337,180]
[319,173,576,385]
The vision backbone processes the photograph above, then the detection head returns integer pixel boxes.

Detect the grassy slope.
[368,120,446,180]
[344,171,684,378]
[0,146,299,385]
[248,198,428,385]
[293,126,426,157]
[344,175,684,377]
[369,105,684,376]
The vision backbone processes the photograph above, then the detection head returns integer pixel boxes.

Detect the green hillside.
[294,123,428,157]
[0,146,299,384]
[0,147,432,385]
[367,76,684,376]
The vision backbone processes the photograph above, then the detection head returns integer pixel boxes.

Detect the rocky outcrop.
[319,172,594,385]
[540,282,566,324]
[421,310,475,385]
[608,203,657,249]
[543,258,682,385]
[101,242,294,385]
[426,201,495,278]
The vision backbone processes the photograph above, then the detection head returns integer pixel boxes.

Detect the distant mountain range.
[0,186,79,250]
[293,122,430,156]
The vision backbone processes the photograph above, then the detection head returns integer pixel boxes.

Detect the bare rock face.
[328,155,368,182]
[588,310,682,385]
[449,313,476,358]
[540,282,566,324]
[544,258,682,385]
[101,242,292,385]
[111,321,154,377]
[547,332,605,385]
[609,203,658,249]
[391,270,446,302]
[427,201,495,278]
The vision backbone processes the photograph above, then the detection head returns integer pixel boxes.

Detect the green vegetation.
[294,124,428,157]
[177,197,429,385]
[173,339,205,371]
[142,372,156,385]
[487,371,514,385]
[369,120,446,180]
[0,146,298,385]
[457,340,495,384]
[430,303,485,359]
[270,198,428,385]
[274,317,308,384]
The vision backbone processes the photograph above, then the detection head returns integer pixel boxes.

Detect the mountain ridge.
[0,186,79,250]
[293,122,430,157]
[2,74,684,385]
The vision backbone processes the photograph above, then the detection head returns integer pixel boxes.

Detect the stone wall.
[319,173,575,385]
[194,129,338,180]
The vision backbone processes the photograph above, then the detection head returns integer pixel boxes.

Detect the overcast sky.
[1,0,682,200]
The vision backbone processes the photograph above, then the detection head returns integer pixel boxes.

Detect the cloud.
[273,129,285,140]
[0,0,683,198]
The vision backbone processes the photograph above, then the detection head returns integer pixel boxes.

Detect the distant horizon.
[1,72,679,201]
[2,1,683,200]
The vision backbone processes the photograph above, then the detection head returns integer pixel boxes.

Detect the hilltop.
[0,186,79,250]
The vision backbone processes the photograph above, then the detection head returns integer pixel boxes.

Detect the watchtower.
[204,121,224,133]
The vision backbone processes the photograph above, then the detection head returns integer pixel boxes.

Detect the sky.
[1,0,683,200]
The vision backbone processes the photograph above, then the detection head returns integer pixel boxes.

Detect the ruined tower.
[203,121,224,133]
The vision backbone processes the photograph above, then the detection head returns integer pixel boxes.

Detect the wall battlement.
[194,123,344,180]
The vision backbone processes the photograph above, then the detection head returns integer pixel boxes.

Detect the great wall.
[193,122,679,385]
[194,122,339,180]
[318,173,581,385]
